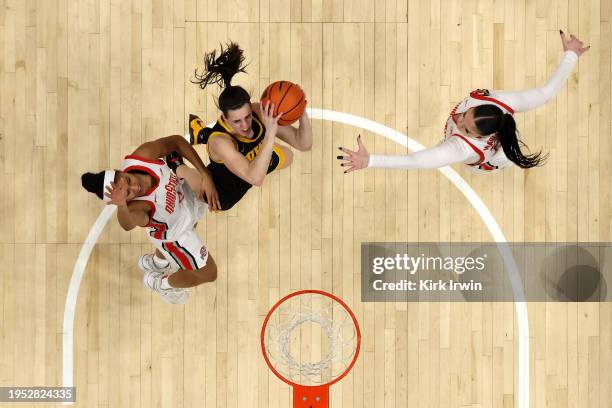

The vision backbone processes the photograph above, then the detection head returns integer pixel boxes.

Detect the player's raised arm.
[492,31,589,113]
[337,134,476,172]
[210,101,281,187]
[105,181,150,231]
[132,135,221,211]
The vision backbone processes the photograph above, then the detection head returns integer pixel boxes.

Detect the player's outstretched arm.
[492,31,590,113]
[132,135,208,174]
[337,135,475,172]
[131,135,221,211]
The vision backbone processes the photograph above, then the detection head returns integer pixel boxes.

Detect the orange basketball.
[260,81,307,126]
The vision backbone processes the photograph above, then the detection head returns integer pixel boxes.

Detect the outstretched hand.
[104,181,128,207]
[560,30,590,57]
[337,135,370,173]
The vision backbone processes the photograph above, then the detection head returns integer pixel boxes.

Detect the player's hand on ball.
[560,30,590,57]
[261,100,283,135]
[105,181,128,206]
[338,135,370,173]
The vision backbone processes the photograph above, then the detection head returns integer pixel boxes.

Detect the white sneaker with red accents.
[138,254,188,305]
[138,253,176,275]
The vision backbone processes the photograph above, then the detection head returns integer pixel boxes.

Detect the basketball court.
[1,0,611,407]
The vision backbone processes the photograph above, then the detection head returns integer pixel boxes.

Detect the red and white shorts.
[149,229,209,271]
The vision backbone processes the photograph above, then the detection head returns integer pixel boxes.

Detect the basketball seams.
[274,82,294,117]
[278,104,306,125]
[279,95,306,124]
[260,80,306,126]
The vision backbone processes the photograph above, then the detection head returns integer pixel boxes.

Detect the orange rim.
[260,289,362,388]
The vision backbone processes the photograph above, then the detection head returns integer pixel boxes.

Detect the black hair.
[192,42,251,115]
[81,170,134,200]
[81,171,106,200]
[473,104,547,169]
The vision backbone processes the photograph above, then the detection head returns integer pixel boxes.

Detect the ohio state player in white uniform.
[82,135,221,304]
[338,31,590,174]
[442,89,515,173]
[121,155,207,269]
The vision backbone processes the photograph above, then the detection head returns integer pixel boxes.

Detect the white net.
[262,292,359,386]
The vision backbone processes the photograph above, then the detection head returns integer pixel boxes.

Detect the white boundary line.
[62,108,529,407]
[61,204,116,404]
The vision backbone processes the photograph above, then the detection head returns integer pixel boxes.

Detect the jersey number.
[148,219,169,240]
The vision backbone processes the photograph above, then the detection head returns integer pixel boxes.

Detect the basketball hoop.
[260,290,361,407]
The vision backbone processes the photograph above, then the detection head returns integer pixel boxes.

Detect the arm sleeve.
[490,51,578,113]
[367,137,479,169]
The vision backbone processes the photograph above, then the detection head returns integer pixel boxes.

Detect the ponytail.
[473,105,547,169]
[496,114,547,168]
[81,171,106,200]
[192,42,251,115]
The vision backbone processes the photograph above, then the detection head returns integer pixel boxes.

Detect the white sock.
[160,276,173,290]
[153,255,170,268]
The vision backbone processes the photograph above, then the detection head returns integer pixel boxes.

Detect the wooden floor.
[1,0,611,407]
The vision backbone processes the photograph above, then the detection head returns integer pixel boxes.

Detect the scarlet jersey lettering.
[164,174,179,214]
[121,155,203,241]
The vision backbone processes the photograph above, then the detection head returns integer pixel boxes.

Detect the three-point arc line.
[62,107,530,407]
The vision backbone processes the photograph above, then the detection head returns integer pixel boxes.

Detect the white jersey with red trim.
[121,155,204,242]
[443,89,514,173]
[368,52,578,173]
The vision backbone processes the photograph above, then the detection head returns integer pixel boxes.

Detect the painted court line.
[308,108,529,408]
[62,204,116,404]
[62,108,529,407]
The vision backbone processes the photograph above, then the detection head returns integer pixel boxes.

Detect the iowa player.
[182,42,312,210]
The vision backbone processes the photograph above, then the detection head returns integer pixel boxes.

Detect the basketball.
[260,80,307,126]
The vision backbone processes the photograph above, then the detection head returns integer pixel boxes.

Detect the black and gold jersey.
[188,113,286,210]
